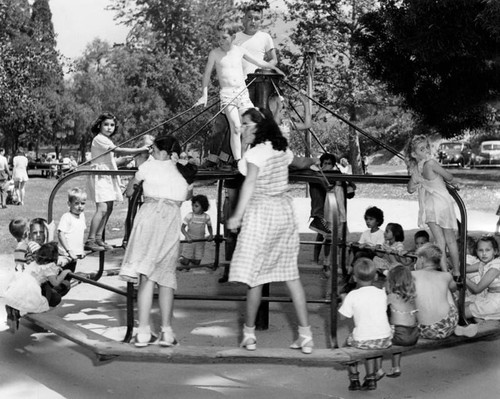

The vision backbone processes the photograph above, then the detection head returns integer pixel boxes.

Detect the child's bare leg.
[444,228,459,275]
[158,285,174,328]
[285,278,309,327]
[88,202,107,240]
[96,201,114,240]
[137,276,155,334]
[364,357,376,376]
[392,353,401,369]
[428,222,448,272]
[245,285,263,327]
[224,105,242,161]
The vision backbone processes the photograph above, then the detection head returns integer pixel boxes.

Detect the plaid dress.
[229,142,299,287]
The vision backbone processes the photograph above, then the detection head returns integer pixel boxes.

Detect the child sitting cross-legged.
[373,222,407,275]
[339,257,392,391]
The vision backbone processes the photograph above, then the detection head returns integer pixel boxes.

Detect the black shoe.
[361,376,377,391]
[348,379,361,391]
[309,217,332,236]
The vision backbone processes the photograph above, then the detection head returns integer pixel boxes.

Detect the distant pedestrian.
[12,149,29,205]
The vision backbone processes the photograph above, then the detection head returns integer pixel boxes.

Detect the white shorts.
[220,87,254,111]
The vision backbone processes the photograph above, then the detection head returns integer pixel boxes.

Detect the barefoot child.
[412,243,459,339]
[405,135,460,277]
[179,194,214,268]
[195,19,285,163]
[381,265,419,378]
[339,257,392,391]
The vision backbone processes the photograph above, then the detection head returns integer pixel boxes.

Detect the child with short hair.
[4,242,71,329]
[58,188,87,270]
[412,243,459,339]
[9,218,40,270]
[339,257,392,391]
[463,236,500,328]
[400,230,430,268]
[179,194,214,269]
[195,19,284,162]
[358,206,385,247]
[381,265,419,378]
[373,222,406,274]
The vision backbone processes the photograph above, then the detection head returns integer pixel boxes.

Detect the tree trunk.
[348,104,363,174]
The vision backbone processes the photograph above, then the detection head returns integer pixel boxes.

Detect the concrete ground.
[1,197,499,398]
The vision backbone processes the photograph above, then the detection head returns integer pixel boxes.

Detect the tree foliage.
[353,0,500,136]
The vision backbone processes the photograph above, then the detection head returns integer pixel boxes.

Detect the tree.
[283,0,398,172]
[353,0,500,136]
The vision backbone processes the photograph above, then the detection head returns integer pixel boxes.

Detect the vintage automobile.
[437,141,475,167]
[475,140,500,167]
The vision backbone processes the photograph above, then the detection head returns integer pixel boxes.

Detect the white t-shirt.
[233,31,275,77]
[58,211,86,256]
[135,159,189,201]
[339,285,392,341]
[359,229,385,246]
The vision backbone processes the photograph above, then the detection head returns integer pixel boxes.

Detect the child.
[463,236,500,328]
[179,195,214,269]
[226,108,313,354]
[119,135,192,348]
[405,135,460,277]
[9,218,40,270]
[358,206,385,247]
[381,265,419,378]
[373,223,406,274]
[4,242,71,320]
[339,257,392,391]
[268,92,311,142]
[57,188,87,271]
[400,230,430,268]
[195,19,284,163]
[86,112,147,252]
[412,243,459,339]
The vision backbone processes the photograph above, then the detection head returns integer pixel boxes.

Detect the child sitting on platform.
[57,188,87,272]
[9,218,40,271]
[400,230,430,268]
[358,206,385,248]
[373,222,406,274]
[179,194,214,269]
[412,243,460,339]
[339,257,392,391]
[380,265,419,379]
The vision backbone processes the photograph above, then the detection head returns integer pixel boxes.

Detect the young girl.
[464,236,500,323]
[226,107,313,354]
[4,242,71,315]
[405,135,459,277]
[119,135,191,348]
[86,112,147,252]
[380,265,419,378]
[179,194,214,269]
[373,223,406,274]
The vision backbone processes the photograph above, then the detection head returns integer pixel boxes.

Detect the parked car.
[437,141,475,167]
[475,140,500,167]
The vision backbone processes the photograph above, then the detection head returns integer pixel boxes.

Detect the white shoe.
[455,324,478,337]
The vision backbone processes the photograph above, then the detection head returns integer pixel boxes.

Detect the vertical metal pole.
[326,192,339,348]
[123,282,135,343]
[212,180,224,270]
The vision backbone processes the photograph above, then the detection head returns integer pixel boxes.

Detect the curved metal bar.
[325,191,339,349]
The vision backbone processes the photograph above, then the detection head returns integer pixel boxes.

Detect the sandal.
[159,327,178,347]
[240,325,257,351]
[290,334,314,354]
[376,368,386,381]
[134,333,158,348]
[386,367,401,378]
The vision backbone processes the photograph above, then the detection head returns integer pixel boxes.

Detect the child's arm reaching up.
[195,50,217,107]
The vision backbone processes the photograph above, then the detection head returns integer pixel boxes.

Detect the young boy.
[9,218,40,270]
[195,19,284,163]
[358,206,385,247]
[233,6,277,78]
[58,188,87,271]
[412,243,460,339]
[339,257,392,391]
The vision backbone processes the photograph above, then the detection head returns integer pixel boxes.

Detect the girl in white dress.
[86,112,147,252]
[12,149,29,205]
[227,107,313,354]
[405,135,460,277]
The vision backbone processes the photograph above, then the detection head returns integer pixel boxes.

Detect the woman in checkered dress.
[227,107,313,354]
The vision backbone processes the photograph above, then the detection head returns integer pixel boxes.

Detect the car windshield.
[441,143,461,150]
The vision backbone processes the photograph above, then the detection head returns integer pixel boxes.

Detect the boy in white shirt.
[58,188,87,271]
[358,206,385,247]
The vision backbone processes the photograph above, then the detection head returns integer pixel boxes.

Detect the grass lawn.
[0,169,497,256]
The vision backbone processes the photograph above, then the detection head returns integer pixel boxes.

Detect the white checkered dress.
[229,144,299,287]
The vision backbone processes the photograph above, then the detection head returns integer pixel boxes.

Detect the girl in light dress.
[227,107,313,354]
[464,236,500,324]
[119,135,192,348]
[379,265,419,379]
[405,135,460,277]
[12,149,29,205]
[86,112,147,252]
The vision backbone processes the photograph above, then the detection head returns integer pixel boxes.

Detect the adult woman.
[12,149,29,205]
[227,107,313,354]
